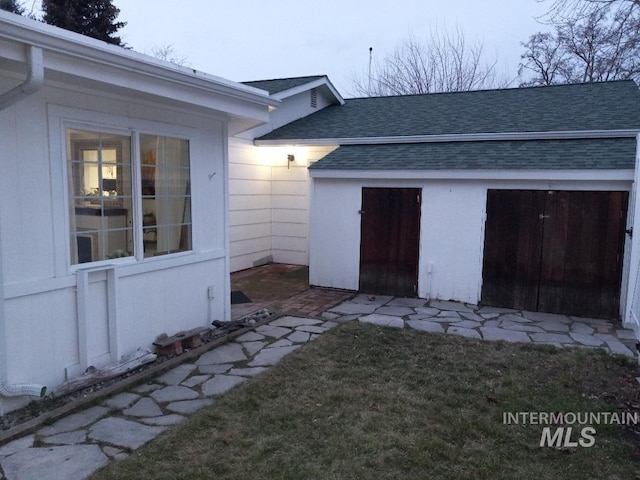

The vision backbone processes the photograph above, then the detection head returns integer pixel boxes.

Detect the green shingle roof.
[242,75,326,95]
[308,138,637,170]
[259,81,640,140]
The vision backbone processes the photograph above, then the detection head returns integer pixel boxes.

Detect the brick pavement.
[231,264,354,319]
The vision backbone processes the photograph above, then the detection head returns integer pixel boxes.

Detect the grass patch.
[92,323,640,480]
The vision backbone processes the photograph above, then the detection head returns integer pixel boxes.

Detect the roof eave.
[271,76,345,105]
[309,168,635,181]
[0,11,280,115]
[255,129,640,146]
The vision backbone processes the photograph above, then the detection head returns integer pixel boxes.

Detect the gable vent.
[310,88,318,108]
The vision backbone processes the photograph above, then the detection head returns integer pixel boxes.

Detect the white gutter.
[255,129,640,146]
[0,45,43,111]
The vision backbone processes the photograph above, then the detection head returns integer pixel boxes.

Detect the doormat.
[231,290,252,304]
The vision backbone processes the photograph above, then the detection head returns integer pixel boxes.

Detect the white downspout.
[0,44,47,400]
[0,383,46,398]
[0,45,44,111]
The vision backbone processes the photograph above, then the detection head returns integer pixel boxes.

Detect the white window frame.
[48,106,196,274]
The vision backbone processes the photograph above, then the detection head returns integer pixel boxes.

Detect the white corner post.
[623,134,640,342]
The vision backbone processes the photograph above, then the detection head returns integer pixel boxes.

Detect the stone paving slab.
[150,386,199,403]
[196,343,247,365]
[406,319,444,333]
[499,321,545,333]
[375,306,416,316]
[198,363,233,375]
[201,375,248,396]
[88,418,166,450]
[603,341,635,357]
[235,331,265,342]
[240,341,267,356]
[0,436,34,458]
[449,319,482,329]
[266,338,293,349]
[327,302,379,315]
[534,321,570,332]
[0,445,108,480]
[123,397,163,418]
[480,327,531,343]
[37,406,109,437]
[448,326,482,339]
[140,414,185,426]
[248,345,301,366]
[569,332,605,347]
[254,324,293,339]
[296,325,328,334]
[103,392,140,410]
[413,307,441,317]
[156,363,198,386]
[166,399,214,414]
[40,430,87,446]
[359,314,404,329]
[182,375,211,388]
[288,331,311,343]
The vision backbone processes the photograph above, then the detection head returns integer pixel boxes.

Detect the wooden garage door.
[482,190,628,318]
[359,188,421,297]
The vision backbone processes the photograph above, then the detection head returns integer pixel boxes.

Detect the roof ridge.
[346,79,639,101]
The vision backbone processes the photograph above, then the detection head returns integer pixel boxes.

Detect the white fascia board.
[0,12,279,115]
[308,168,635,182]
[256,129,640,146]
[272,77,345,105]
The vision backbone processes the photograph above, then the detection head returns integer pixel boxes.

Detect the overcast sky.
[113,0,552,96]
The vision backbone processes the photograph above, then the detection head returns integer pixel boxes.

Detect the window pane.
[139,134,191,258]
[67,129,133,264]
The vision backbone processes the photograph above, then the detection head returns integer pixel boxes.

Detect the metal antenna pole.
[368,47,373,96]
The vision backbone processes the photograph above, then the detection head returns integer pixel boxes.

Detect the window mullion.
[131,132,144,261]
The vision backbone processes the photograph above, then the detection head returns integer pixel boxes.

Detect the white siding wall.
[309,175,633,306]
[229,139,272,271]
[228,144,337,271]
[0,80,230,413]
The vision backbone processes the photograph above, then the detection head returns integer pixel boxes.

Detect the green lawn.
[92,322,640,480]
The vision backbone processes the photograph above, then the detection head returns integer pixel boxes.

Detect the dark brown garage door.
[482,190,628,318]
[359,188,421,297]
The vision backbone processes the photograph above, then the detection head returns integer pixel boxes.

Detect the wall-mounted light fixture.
[287,154,295,169]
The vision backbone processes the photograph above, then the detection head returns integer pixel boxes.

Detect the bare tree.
[149,44,190,67]
[539,0,639,21]
[520,5,640,85]
[351,28,506,97]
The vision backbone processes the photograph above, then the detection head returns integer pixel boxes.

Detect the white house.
[245,80,640,337]
[0,11,276,414]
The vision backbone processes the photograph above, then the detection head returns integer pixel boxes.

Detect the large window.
[67,129,191,264]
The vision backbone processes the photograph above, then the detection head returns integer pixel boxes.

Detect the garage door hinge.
[539,214,550,220]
